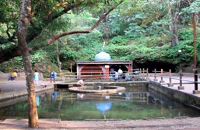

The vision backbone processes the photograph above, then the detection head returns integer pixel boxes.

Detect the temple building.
[76,49,132,79]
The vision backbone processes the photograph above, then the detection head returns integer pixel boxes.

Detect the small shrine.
[76,49,132,79]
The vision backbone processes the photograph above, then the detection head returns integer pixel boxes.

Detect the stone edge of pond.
[149,81,200,109]
[0,85,54,101]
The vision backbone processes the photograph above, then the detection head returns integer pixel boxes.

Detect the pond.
[0,87,200,120]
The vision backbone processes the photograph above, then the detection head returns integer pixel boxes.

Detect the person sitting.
[77,79,85,87]
[125,72,131,81]
[9,71,17,81]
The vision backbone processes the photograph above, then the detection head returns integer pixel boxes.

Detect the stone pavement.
[1,117,200,129]
[0,80,54,92]
[0,72,59,92]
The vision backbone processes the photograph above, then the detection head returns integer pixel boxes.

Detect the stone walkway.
[1,117,200,129]
[147,73,200,97]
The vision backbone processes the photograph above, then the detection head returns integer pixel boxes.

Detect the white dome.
[94,50,111,61]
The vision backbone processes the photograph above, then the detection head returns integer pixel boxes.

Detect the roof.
[77,61,132,65]
[94,50,111,61]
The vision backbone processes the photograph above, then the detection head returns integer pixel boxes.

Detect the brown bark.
[17,0,38,128]
[57,40,62,73]
[48,0,123,44]
[192,13,197,69]
[168,2,179,47]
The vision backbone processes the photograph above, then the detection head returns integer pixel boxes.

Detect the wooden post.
[146,68,149,80]
[160,69,165,83]
[70,63,72,73]
[154,69,158,81]
[142,68,145,78]
[168,69,173,87]
[178,70,184,90]
[192,13,200,94]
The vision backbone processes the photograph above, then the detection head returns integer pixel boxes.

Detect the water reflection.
[1,89,200,120]
[36,97,40,106]
[96,102,112,119]
[51,92,58,99]
[77,93,84,99]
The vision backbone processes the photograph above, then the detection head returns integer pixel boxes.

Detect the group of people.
[8,69,57,84]
[110,68,131,82]
[34,70,57,84]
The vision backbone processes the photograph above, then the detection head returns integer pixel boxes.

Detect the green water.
[0,88,200,120]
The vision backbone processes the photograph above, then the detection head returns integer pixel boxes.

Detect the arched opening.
[109,65,128,73]
[80,65,104,79]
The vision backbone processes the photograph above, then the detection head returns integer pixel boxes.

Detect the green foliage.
[109,36,129,45]
[1,0,200,72]
[124,23,146,38]
[182,0,200,13]
[0,57,23,72]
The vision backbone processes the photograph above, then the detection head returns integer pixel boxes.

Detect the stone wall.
[149,81,200,108]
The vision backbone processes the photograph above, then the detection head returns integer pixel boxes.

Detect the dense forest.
[0,0,200,73]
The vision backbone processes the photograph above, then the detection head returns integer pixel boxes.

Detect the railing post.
[146,68,150,80]
[160,69,165,83]
[139,68,141,76]
[154,69,158,81]
[193,69,200,94]
[142,68,145,79]
[178,70,184,90]
[168,69,173,87]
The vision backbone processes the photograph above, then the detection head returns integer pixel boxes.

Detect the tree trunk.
[17,0,38,128]
[57,40,62,74]
[56,50,62,73]
[168,1,179,47]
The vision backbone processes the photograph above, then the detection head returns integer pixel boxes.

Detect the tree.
[17,0,38,128]
[15,0,123,128]
[0,0,124,64]
[166,0,181,47]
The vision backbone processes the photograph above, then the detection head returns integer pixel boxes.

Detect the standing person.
[77,79,85,87]
[114,71,119,82]
[110,68,115,79]
[34,70,40,85]
[50,71,57,83]
[118,68,123,79]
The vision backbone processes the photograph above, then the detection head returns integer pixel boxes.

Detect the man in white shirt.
[118,68,123,79]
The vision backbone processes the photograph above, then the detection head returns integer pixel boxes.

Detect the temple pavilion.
[76,49,132,79]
